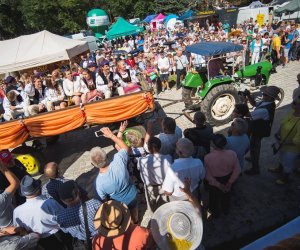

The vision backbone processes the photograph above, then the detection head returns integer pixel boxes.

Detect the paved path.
[41,61,300,249]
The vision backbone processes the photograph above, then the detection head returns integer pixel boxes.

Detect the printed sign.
[256,14,265,27]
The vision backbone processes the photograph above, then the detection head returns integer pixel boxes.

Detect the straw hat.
[94,200,131,238]
[151,201,203,250]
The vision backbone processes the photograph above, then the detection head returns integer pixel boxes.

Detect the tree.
[153,0,191,14]
[0,0,26,39]
[19,0,90,35]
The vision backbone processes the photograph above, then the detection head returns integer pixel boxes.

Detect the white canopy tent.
[0,30,89,74]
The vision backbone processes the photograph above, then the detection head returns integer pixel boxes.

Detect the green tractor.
[183,42,284,125]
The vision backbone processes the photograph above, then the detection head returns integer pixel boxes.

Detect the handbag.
[272,118,300,155]
[82,202,92,250]
[149,72,157,81]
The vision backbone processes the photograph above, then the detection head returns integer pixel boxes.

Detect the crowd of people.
[0,15,300,250]
[0,75,299,249]
[1,17,300,120]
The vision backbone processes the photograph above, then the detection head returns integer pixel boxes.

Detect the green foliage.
[0,0,26,39]
[0,0,249,40]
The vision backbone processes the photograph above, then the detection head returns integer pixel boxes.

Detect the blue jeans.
[279,151,300,174]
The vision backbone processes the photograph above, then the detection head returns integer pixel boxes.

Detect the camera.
[238,89,250,97]
[112,80,120,87]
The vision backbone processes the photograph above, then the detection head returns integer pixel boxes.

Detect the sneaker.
[244,168,259,175]
[268,166,283,173]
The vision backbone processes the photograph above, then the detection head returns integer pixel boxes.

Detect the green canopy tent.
[106,17,144,40]
[275,0,300,14]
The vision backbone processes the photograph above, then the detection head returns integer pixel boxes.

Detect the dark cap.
[87,62,97,68]
[4,76,16,84]
[58,180,79,201]
[34,72,44,78]
[100,60,110,67]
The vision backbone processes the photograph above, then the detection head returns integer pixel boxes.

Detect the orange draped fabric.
[0,91,154,150]
[0,120,29,150]
[85,91,154,124]
[24,107,86,137]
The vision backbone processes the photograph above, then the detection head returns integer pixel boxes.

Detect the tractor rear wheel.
[201,84,240,126]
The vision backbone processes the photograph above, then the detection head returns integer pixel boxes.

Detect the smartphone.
[95,130,104,137]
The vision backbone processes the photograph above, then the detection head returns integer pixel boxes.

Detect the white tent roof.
[0,30,89,73]
[249,1,265,8]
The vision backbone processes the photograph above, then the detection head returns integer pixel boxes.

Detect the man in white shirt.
[174,47,189,90]
[144,117,182,157]
[157,52,170,91]
[162,138,205,201]
[190,53,205,71]
[137,137,172,211]
[13,175,72,249]
[123,42,131,53]
[96,60,114,98]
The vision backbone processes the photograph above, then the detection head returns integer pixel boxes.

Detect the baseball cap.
[4,76,16,84]
[34,72,44,78]
[87,62,97,68]
[0,150,13,163]
[100,60,110,67]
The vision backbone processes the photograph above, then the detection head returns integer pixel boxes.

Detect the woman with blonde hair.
[250,34,263,64]
[114,60,140,95]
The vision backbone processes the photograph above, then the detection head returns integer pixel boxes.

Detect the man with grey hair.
[162,138,205,201]
[226,118,250,170]
[92,127,138,223]
[174,46,189,90]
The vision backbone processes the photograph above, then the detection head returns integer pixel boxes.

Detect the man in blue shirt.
[137,35,144,52]
[289,23,300,61]
[92,127,138,223]
[226,118,250,171]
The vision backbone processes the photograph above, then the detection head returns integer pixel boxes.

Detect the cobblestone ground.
[41,61,300,249]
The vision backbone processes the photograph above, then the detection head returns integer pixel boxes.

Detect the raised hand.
[100,127,114,139]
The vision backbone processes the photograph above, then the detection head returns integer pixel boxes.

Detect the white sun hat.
[151,201,203,250]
